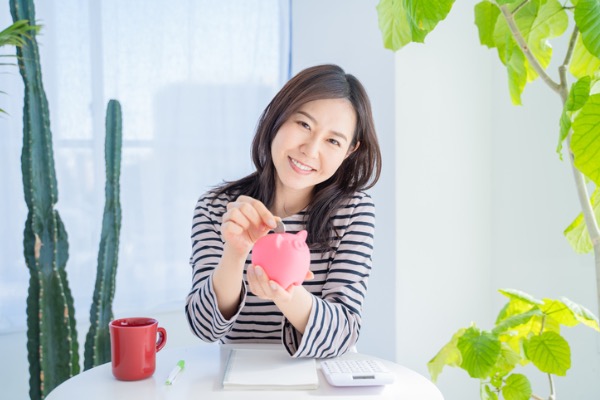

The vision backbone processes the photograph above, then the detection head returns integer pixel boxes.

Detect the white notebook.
[222,348,319,390]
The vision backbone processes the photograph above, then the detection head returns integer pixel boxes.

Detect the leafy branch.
[428,289,600,400]
[0,19,40,115]
[376,0,600,398]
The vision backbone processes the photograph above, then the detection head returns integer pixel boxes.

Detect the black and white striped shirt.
[185,190,375,358]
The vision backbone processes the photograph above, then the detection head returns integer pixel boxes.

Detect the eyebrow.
[296,110,350,143]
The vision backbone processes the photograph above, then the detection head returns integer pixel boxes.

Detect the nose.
[300,137,320,158]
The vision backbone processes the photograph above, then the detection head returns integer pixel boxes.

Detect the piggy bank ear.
[296,230,307,242]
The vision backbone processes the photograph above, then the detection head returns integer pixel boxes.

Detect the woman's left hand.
[246,265,314,303]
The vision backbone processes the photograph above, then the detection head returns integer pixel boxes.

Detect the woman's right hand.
[221,195,277,257]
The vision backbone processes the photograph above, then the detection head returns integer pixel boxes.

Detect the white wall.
[393,1,493,398]
[291,0,397,362]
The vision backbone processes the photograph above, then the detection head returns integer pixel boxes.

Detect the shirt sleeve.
[283,193,375,358]
[185,193,247,342]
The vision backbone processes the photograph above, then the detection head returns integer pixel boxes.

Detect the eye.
[297,121,311,130]
[328,138,341,147]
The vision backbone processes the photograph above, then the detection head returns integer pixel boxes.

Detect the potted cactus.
[10,0,123,398]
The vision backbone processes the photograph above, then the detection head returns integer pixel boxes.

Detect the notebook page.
[222,348,318,390]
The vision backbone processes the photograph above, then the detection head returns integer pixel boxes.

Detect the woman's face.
[271,98,358,197]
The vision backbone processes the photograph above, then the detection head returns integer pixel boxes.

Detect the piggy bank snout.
[251,230,310,288]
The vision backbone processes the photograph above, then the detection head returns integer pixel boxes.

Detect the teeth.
[291,158,312,171]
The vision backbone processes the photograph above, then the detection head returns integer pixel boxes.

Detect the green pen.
[165,360,185,385]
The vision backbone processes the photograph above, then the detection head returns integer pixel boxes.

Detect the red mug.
[109,317,167,381]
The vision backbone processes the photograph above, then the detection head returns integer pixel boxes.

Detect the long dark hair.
[215,64,382,251]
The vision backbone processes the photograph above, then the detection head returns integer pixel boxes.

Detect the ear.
[345,141,360,159]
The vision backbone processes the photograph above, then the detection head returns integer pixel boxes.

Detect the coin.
[274,218,286,233]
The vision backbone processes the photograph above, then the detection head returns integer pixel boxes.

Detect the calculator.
[321,358,395,387]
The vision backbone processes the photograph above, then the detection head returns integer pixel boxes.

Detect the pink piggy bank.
[251,230,310,289]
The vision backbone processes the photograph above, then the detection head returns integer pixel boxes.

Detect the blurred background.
[1,0,598,398]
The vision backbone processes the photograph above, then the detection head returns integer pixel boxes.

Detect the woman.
[185,64,382,358]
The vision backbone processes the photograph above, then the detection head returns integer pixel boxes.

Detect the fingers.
[247,265,292,302]
[226,196,276,230]
[222,196,277,243]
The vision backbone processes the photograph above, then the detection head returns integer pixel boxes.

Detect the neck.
[272,187,313,218]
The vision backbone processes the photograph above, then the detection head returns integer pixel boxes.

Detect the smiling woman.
[185,64,383,358]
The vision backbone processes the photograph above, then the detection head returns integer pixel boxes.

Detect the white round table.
[46,343,444,399]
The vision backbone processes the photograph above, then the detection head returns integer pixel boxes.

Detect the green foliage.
[428,289,600,399]
[0,19,39,115]
[375,0,600,254]
[574,0,600,59]
[84,100,122,370]
[570,35,600,78]
[10,0,79,397]
[488,0,568,104]
[564,186,600,253]
[376,0,456,51]
[571,93,600,185]
[0,19,39,47]
[501,374,531,400]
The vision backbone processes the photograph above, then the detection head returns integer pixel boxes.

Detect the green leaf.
[502,373,532,400]
[571,93,600,186]
[541,299,579,327]
[593,78,600,94]
[517,0,569,81]
[494,343,522,375]
[575,0,600,59]
[457,327,501,379]
[569,34,600,79]
[493,0,568,103]
[560,296,600,331]
[523,331,571,375]
[427,328,466,382]
[0,19,40,48]
[557,108,571,156]
[475,1,501,48]
[567,76,592,112]
[564,187,600,253]
[376,0,456,51]
[505,39,528,105]
[481,384,499,400]
[558,77,591,155]
[499,289,544,306]
[492,308,543,335]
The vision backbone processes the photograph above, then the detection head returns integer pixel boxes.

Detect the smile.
[289,157,315,172]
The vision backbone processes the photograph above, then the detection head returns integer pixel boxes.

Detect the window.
[0,0,291,332]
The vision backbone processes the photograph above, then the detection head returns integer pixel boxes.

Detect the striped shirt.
[185,190,375,358]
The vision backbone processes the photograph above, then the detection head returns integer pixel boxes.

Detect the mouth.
[289,157,315,173]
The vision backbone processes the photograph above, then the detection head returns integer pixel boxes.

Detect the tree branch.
[566,135,600,323]
[548,374,556,400]
[499,5,562,94]
[531,394,544,400]
[558,27,579,103]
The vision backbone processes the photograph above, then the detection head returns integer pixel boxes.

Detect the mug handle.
[156,327,167,352]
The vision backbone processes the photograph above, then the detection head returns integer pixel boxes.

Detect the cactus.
[10,0,80,398]
[84,100,122,370]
